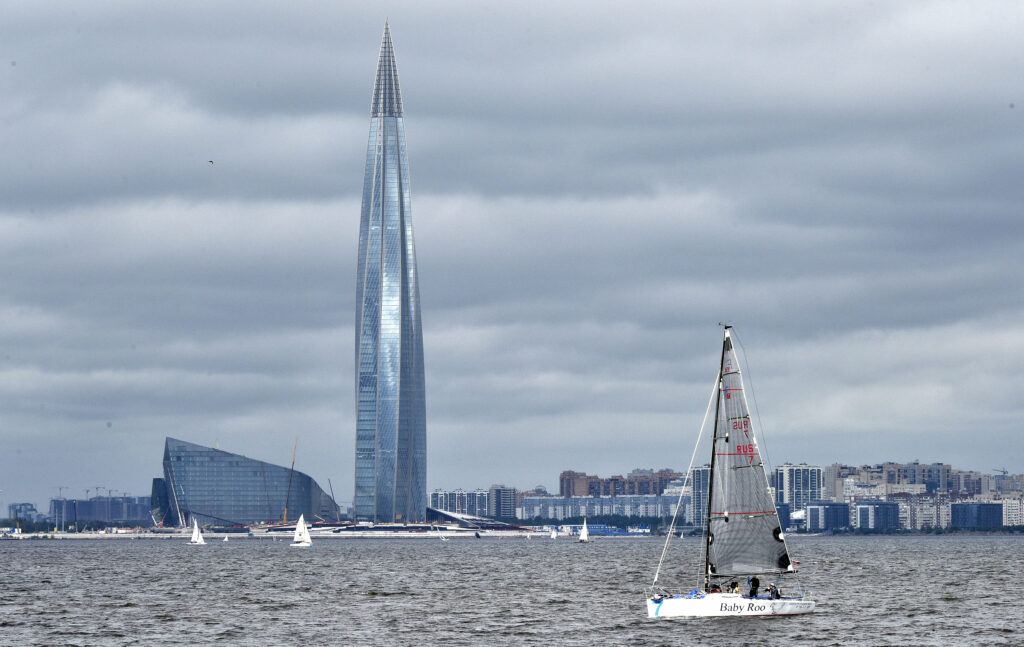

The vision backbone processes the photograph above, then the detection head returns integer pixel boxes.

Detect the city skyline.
[353,24,427,522]
[2,4,1024,509]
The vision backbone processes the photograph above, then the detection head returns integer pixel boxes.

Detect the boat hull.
[647,593,814,618]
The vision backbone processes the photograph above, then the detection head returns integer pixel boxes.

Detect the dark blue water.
[1,535,1019,646]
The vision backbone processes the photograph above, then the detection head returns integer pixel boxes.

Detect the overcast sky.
[2,2,1023,511]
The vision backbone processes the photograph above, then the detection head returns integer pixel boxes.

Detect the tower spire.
[371,21,404,117]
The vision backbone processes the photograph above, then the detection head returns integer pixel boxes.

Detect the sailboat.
[290,514,312,548]
[433,525,449,542]
[578,518,591,543]
[550,527,558,540]
[647,327,814,618]
[188,518,205,545]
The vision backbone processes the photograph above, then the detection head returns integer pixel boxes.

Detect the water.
[1,534,1019,646]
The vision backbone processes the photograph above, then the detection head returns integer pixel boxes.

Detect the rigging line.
[731,328,776,476]
[652,368,719,589]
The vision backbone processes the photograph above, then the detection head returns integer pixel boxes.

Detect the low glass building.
[152,437,339,526]
[951,502,1004,530]
[853,500,901,530]
[805,501,850,531]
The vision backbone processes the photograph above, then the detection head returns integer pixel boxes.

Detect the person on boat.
[749,575,760,598]
[767,584,781,599]
[729,582,740,594]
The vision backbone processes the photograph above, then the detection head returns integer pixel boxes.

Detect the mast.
[328,478,341,522]
[702,325,730,591]
[283,439,297,523]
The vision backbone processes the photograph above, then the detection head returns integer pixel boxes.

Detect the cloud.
[2,1,1023,509]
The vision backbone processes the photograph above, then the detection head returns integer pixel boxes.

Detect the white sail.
[550,528,558,539]
[188,518,205,545]
[578,518,590,543]
[646,327,813,618]
[290,514,312,547]
[706,331,791,578]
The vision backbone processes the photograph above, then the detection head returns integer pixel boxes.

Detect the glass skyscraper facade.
[153,437,339,526]
[354,23,427,522]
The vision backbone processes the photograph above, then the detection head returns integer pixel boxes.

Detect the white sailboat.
[647,327,814,618]
[550,528,558,540]
[290,514,312,548]
[188,518,205,545]
[578,518,591,543]
[433,525,449,542]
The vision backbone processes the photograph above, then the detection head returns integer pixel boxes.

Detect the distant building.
[1001,498,1024,526]
[853,501,900,530]
[558,468,682,498]
[519,495,678,520]
[805,501,850,531]
[774,464,822,512]
[49,496,151,527]
[429,489,488,516]
[888,492,954,530]
[898,461,951,493]
[559,470,601,497]
[487,485,517,518]
[685,466,711,528]
[7,502,44,522]
[951,502,1003,530]
[775,503,791,531]
[152,437,339,526]
[822,463,857,500]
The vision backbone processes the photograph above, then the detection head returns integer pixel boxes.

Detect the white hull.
[647,592,814,618]
[289,541,312,548]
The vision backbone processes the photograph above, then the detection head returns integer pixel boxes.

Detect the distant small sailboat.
[433,525,449,542]
[290,514,312,548]
[188,518,205,545]
[550,528,558,540]
[578,518,591,543]
[223,536,229,542]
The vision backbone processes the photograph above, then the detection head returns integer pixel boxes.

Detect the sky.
[2,1,1023,511]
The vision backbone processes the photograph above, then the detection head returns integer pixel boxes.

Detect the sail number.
[736,443,757,464]
[732,419,750,438]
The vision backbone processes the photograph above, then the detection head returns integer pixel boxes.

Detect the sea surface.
[1,534,1019,646]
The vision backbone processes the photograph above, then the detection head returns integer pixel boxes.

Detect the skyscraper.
[353,23,427,522]
[773,463,823,512]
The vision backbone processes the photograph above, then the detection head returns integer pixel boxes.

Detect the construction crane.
[994,468,1008,476]
[282,439,298,523]
[55,486,69,532]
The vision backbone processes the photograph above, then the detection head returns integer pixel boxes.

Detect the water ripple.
[0,535,1019,645]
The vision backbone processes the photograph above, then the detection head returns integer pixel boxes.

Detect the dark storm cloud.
[2,1,1023,508]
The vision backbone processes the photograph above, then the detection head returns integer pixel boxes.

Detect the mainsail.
[291,514,312,546]
[704,330,791,583]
